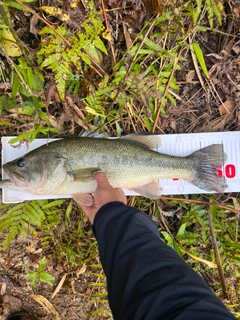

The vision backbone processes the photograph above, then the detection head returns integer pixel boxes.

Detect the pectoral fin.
[68,167,101,182]
[72,193,93,206]
[129,180,162,199]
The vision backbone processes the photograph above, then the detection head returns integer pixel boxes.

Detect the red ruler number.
[173,164,236,180]
[218,164,236,178]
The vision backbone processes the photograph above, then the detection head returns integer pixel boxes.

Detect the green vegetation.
[0,0,239,318]
[25,256,55,286]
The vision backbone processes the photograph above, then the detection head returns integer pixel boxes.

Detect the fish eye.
[16,158,26,167]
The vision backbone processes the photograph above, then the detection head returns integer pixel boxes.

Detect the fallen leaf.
[76,264,87,277]
[183,251,217,268]
[185,70,195,83]
[231,197,240,212]
[0,29,22,57]
[30,15,39,37]
[219,99,236,116]
[170,120,178,132]
[232,43,240,55]
[31,294,61,320]
[123,24,133,50]
[1,282,6,296]
[233,5,240,18]
[142,0,169,14]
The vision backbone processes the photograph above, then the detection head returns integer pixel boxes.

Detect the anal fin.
[129,180,162,199]
[72,193,93,206]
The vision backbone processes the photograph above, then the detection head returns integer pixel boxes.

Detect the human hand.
[80,172,127,224]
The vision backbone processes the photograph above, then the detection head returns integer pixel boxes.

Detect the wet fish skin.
[0,135,226,205]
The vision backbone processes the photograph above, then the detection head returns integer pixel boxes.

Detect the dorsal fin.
[78,130,108,138]
[121,133,161,150]
[78,130,161,150]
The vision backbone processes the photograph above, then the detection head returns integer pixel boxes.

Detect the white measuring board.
[1,131,239,203]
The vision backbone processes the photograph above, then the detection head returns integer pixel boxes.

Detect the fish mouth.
[11,171,28,184]
[3,168,29,186]
[13,171,27,182]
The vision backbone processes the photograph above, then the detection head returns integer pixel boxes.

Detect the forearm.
[93,202,236,320]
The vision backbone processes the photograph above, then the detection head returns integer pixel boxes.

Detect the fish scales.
[34,137,196,183]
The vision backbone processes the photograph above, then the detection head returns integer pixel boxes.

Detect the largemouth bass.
[0,133,226,205]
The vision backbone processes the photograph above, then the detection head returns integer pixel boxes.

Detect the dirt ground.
[0,0,240,319]
[0,228,112,320]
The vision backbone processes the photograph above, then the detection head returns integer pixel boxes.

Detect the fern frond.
[41,199,65,210]
[0,200,63,249]
[205,0,223,28]
[37,1,107,100]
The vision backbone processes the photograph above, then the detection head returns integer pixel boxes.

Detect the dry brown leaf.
[76,264,87,277]
[142,0,169,14]
[29,15,39,37]
[1,282,7,296]
[26,240,41,254]
[31,294,61,319]
[232,43,240,55]
[170,120,178,132]
[233,5,240,18]
[123,24,133,50]
[231,197,240,212]
[0,257,5,268]
[197,113,235,132]
[185,70,195,83]
[219,99,236,116]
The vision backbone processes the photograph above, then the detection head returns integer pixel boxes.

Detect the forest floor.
[0,0,240,319]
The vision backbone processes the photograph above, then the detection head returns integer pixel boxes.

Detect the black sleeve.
[93,202,236,320]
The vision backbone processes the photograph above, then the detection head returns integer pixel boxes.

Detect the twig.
[51,273,67,299]
[109,16,159,112]
[208,206,230,300]
[152,47,184,133]
[189,37,206,90]
[125,15,159,80]
[100,0,116,65]
[160,196,240,216]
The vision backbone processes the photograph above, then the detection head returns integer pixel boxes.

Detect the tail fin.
[189,144,227,193]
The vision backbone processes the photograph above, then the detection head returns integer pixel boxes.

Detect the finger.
[80,204,92,214]
[79,197,95,214]
[94,172,110,185]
